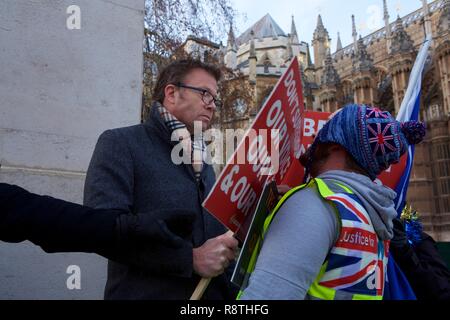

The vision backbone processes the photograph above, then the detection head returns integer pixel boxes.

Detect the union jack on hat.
[303,104,426,181]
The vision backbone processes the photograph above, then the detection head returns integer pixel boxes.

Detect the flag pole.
[190,278,212,300]
[384,33,432,300]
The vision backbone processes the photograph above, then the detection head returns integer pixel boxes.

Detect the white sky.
[230,0,427,54]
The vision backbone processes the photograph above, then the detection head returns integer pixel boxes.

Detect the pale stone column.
[0,0,144,299]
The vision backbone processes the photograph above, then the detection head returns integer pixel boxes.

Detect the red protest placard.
[203,57,304,234]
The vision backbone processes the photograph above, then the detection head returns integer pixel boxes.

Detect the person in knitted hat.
[301,104,426,182]
[240,104,426,300]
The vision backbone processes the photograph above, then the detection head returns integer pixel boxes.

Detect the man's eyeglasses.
[175,83,222,108]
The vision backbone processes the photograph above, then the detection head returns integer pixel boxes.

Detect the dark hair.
[152,59,222,104]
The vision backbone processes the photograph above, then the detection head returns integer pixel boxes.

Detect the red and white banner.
[203,57,305,233]
[295,111,332,183]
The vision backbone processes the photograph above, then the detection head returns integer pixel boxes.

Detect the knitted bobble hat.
[304,104,426,181]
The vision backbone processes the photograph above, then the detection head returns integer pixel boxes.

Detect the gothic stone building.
[183,0,450,241]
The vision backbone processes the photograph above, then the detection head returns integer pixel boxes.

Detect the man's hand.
[193,231,238,278]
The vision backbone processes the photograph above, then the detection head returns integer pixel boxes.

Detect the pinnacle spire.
[291,15,298,38]
[249,29,257,59]
[352,15,358,53]
[353,35,373,72]
[422,0,430,15]
[226,24,237,52]
[336,32,343,51]
[317,14,324,29]
[383,0,390,20]
[290,15,299,45]
[390,15,414,54]
[383,0,392,41]
[313,14,329,41]
[321,47,340,86]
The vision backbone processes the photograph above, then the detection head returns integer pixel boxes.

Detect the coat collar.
[143,102,176,146]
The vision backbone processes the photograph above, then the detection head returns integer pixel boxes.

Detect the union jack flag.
[318,193,387,296]
[367,123,397,158]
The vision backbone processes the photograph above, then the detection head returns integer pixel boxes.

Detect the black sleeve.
[0,183,195,277]
[390,233,450,300]
[0,183,119,255]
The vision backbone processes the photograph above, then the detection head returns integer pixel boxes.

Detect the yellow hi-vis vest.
[238,178,389,300]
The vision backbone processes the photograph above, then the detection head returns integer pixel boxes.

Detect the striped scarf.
[156,103,205,181]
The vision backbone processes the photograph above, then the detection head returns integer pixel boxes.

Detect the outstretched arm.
[0,183,195,277]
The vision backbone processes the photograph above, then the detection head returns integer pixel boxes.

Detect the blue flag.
[384,35,432,300]
[394,34,432,214]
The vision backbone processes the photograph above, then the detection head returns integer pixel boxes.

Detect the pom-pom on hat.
[304,104,426,181]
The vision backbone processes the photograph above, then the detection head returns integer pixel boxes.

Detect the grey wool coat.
[84,106,236,300]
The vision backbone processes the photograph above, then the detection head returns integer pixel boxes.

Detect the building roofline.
[333,0,443,57]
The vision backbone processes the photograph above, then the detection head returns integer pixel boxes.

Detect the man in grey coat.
[84,59,238,300]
